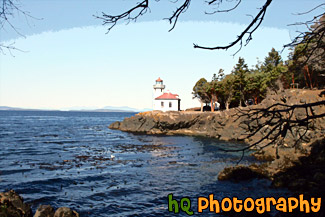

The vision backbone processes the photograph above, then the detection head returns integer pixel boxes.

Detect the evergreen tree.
[232,57,249,107]
[245,72,267,105]
[218,74,235,110]
[261,48,287,91]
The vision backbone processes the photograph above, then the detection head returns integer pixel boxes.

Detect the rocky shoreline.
[109,89,325,194]
[109,90,324,143]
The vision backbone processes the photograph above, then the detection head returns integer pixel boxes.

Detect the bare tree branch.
[0,0,36,54]
[293,3,325,16]
[283,6,324,68]
[94,0,149,33]
[165,0,190,32]
[0,41,26,56]
[193,0,272,50]
[205,0,241,14]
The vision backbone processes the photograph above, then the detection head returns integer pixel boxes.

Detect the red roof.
[156,77,163,82]
[155,92,179,100]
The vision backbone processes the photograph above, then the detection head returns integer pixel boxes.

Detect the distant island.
[0,106,152,113]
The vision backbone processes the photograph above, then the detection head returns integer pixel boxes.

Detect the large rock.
[34,205,55,217]
[218,164,269,181]
[0,190,33,217]
[53,207,79,217]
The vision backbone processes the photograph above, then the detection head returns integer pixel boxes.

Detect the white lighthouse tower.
[153,77,165,98]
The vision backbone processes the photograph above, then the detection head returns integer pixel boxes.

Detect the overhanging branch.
[193,0,272,50]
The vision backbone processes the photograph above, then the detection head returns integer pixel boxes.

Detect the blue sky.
[0,0,323,110]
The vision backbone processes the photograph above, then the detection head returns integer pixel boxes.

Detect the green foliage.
[260,48,287,91]
[232,57,249,107]
[204,69,225,111]
[192,48,289,110]
[192,39,321,110]
[192,78,209,104]
[218,74,235,109]
[264,48,282,69]
[245,71,267,104]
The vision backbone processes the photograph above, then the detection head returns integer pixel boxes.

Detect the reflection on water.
[0,111,288,216]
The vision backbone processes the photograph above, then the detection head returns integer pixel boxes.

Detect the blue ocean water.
[0,111,288,216]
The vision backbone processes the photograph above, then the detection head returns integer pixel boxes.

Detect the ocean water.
[0,111,289,216]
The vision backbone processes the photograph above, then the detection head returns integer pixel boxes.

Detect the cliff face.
[109,109,245,141]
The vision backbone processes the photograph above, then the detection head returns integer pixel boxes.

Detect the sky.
[0,0,324,110]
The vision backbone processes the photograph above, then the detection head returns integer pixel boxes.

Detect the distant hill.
[0,106,18,110]
[61,106,151,112]
[0,106,44,111]
[0,106,152,112]
[101,106,152,112]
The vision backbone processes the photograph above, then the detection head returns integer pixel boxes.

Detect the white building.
[153,77,181,111]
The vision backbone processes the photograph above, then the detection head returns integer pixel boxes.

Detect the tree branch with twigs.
[94,0,149,33]
[194,0,272,53]
[284,8,325,70]
[96,0,273,53]
[0,0,36,55]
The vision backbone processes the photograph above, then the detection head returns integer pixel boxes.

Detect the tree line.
[193,15,325,112]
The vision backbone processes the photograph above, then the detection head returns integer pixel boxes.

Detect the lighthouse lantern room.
[153,77,165,98]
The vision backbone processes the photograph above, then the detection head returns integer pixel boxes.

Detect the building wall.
[153,88,164,99]
[153,99,179,111]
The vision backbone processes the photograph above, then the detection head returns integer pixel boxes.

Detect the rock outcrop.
[0,190,79,217]
[218,137,325,190]
[109,108,246,141]
[34,205,55,217]
[53,207,79,217]
[110,89,325,147]
[0,190,33,217]
[217,164,269,181]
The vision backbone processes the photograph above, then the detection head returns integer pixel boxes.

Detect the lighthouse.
[153,77,165,98]
[153,77,181,111]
